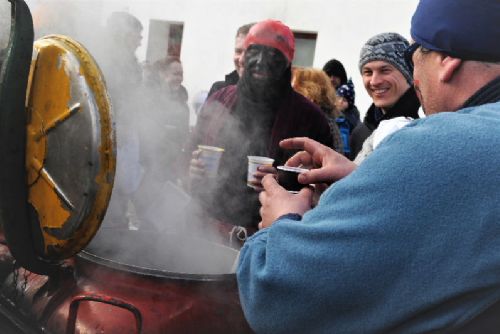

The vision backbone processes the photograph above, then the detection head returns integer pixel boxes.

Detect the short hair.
[236,23,255,37]
[107,11,143,33]
[322,59,348,86]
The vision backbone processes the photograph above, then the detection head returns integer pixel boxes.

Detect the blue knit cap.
[336,79,355,108]
[411,0,500,62]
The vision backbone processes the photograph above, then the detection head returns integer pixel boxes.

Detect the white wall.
[23,0,419,119]
[282,0,419,114]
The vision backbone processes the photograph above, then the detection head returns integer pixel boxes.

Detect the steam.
[21,0,238,275]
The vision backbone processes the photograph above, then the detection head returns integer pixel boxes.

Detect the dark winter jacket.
[187,84,333,227]
[207,70,239,97]
[343,104,361,132]
[349,88,420,159]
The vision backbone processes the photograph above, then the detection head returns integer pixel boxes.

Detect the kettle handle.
[66,294,143,334]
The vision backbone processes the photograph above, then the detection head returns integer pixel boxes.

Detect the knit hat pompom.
[336,79,355,108]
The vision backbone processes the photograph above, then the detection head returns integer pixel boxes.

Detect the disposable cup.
[247,156,275,188]
[277,166,309,192]
[198,145,224,178]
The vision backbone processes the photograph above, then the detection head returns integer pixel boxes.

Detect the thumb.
[297,185,314,203]
[262,174,282,193]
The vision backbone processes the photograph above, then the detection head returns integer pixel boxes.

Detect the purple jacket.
[187,84,333,227]
[190,85,333,160]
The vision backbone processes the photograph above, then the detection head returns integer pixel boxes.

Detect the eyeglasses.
[404,43,420,73]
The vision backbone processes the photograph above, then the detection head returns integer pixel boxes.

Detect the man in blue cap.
[237,0,500,333]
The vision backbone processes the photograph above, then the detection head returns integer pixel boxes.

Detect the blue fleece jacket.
[237,102,500,333]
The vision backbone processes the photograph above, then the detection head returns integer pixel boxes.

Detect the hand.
[258,174,313,229]
[311,183,329,207]
[248,165,277,192]
[188,149,206,192]
[280,137,357,185]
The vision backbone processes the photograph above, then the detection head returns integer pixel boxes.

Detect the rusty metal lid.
[24,34,116,264]
[0,0,115,275]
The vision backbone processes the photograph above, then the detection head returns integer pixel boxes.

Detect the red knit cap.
[243,19,295,63]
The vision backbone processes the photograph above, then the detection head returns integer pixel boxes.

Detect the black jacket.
[207,70,239,97]
[188,85,333,228]
[349,88,420,160]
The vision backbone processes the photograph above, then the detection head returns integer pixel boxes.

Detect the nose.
[255,51,264,65]
[370,71,383,87]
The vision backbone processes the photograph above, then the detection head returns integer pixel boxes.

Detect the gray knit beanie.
[358,32,412,84]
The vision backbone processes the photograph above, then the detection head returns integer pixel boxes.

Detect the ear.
[439,55,463,83]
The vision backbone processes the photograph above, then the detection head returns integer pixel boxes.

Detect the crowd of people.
[91,14,361,234]
[19,0,499,332]
[48,9,412,235]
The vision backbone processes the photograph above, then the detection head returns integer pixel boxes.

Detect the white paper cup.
[247,156,275,188]
[198,145,224,177]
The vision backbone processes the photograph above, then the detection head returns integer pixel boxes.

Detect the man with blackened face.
[244,45,289,82]
[186,20,333,233]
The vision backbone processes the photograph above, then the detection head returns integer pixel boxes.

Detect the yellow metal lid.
[25,34,115,261]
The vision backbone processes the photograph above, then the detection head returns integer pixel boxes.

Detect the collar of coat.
[363,88,421,131]
[462,75,500,109]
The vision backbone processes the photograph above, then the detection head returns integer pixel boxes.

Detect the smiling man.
[186,20,333,230]
[207,23,254,97]
[349,32,420,159]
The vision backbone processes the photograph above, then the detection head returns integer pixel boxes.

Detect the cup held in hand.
[198,145,224,178]
[247,156,275,188]
[277,166,309,192]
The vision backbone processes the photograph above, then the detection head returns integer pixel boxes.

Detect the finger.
[190,157,205,168]
[258,188,268,205]
[252,171,265,180]
[248,180,264,192]
[285,151,313,168]
[191,149,201,158]
[189,162,205,173]
[280,137,308,150]
[281,137,325,154]
[253,170,277,181]
[261,174,283,194]
[256,165,277,174]
[298,185,314,199]
[297,167,335,184]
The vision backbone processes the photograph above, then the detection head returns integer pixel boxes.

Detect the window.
[292,31,317,67]
[145,20,184,63]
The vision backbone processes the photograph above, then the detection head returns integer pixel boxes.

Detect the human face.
[165,61,183,89]
[410,45,444,115]
[335,96,349,112]
[329,75,342,89]
[127,28,143,51]
[234,33,246,76]
[361,60,410,111]
[244,44,289,81]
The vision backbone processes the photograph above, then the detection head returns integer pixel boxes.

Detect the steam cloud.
[18,0,240,275]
